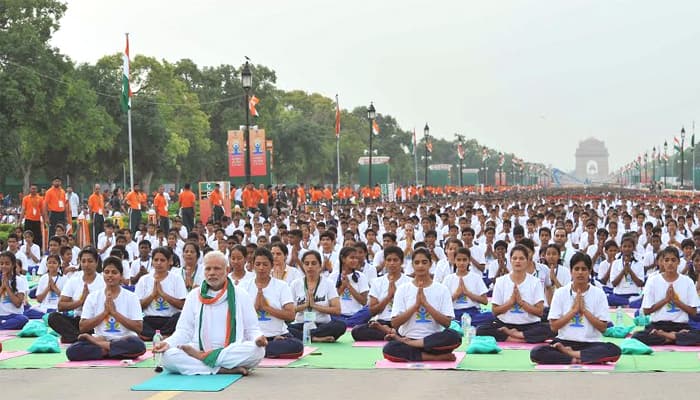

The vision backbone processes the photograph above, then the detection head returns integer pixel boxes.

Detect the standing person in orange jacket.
[296,183,306,211]
[209,183,224,223]
[22,184,44,249]
[259,184,270,218]
[178,183,196,233]
[43,177,71,239]
[154,185,170,235]
[88,184,105,244]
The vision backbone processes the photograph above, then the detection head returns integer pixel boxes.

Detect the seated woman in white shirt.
[442,247,493,327]
[530,252,621,364]
[544,244,572,306]
[632,246,700,346]
[135,247,188,340]
[242,248,304,358]
[608,236,645,308]
[288,251,346,342]
[179,242,205,291]
[66,256,146,361]
[269,242,303,286]
[329,247,370,328]
[0,251,30,329]
[351,246,411,341]
[353,242,378,282]
[228,245,254,285]
[48,247,106,343]
[382,247,461,362]
[25,254,67,319]
[475,245,554,343]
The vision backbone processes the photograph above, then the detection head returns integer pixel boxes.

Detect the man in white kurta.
[154,251,266,375]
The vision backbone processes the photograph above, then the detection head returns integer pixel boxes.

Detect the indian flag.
[674,136,682,153]
[121,34,132,112]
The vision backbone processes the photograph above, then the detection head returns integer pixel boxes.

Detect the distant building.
[574,138,609,182]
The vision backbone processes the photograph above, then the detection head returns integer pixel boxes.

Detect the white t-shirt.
[0,276,29,315]
[172,265,206,288]
[328,270,369,316]
[241,278,294,337]
[487,259,511,280]
[432,259,452,283]
[129,258,153,278]
[443,272,488,309]
[391,281,454,339]
[369,274,412,321]
[82,289,142,340]
[35,274,68,312]
[290,278,339,323]
[19,244,41,266]
[642,274,700,324]
[492,274,544,324]
[610,258,644,295]
[60,274,106,317]
[135,271,188,317]
[275,266,303,286]
[550,264,572,288]
[530,263,552,306]
[549,283,610,342]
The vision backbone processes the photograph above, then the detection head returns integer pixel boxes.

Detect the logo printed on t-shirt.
[569,312,584,327]
[511,303,524,314]
[154,297,169,311]
[415,306,432,323]
[104,316,121,333]
[341,288,351,301]
[257,310,271,321]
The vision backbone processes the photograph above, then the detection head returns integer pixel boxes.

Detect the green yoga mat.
[0,352,67,369]
[287,333,381,369]
[458,350,536,371]
[131,371,243,392]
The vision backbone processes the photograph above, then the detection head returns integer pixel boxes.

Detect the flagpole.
[128,108,134,189]
[336,94,340,190]
[413,128,418,186]
[693,121,696,193]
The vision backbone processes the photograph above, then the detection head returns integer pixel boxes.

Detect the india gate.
[574,138,609,182]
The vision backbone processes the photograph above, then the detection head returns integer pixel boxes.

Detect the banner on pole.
[249,128,268,176]
[228,130,245,177]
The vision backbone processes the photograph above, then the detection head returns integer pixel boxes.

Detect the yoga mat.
[287,333,381,369]
[498,342,541,350]
[376,352,465,370]
[617,352,700,372]
[55,351,153,368]
[131,371,243,392]
[535,363,616,371]
[0,352,67,369]
[259,347,317,367]
[458,349,536,371]
[352,341,386,348]
[649,345,700,353]
[0,351,29,361]
[0,335,16,342]
[0,338,35,352]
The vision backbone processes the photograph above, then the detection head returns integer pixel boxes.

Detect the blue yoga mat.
[131,371,243,392]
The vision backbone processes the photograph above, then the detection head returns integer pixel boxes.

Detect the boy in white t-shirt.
[632,247,700,346]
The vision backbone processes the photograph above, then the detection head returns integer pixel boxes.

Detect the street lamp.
[664,140,668,187]
[644,152,648,185]
[367,102,376,188]
[681,127,686,188]
[424,123,430,187]
[652,146,656,183]
[481,146,488,185]
[498,152,504,186]
[455,134,465,187]
[241,61,253,183]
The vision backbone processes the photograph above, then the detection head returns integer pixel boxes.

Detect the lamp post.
[498,152,503,186]
[681,127,686,188]
[664,140,668,187]
[367,102,376,188]
[424,123,430,187]
[652,146,656,183]
[644,152,648,185]
[241,61,253,183]
[456,134,465,187]
[481,146,487,185]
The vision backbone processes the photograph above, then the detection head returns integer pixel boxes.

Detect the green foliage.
[0,0,534,189]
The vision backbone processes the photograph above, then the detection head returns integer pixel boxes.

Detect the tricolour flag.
[121,34,131,113]
[499,153,505,167]
[674,136,682,153]
[335,95,340,138]
[372,119,380,135]
[481,147,488,162]
[457,143,464,160]
[426,139,433,153]
[249,95,260,117]
[411,128,416,155]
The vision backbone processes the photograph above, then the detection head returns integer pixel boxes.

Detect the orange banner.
[228,130,245,177]
[249,128,267,176]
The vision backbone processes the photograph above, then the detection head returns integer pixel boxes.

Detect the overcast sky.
[52,0,700,172]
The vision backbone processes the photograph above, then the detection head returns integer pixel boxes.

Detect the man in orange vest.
[179,183,196,232]
[42,176,71,239]
[259,184,270,217]
[22,184,43,249]
[125,183,145,236]
[154,185,170,234]
[88,183,105,244]
[209,183,225,223]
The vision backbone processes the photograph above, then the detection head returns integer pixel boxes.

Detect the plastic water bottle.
[616,306,624,326]
[153,330,163,372]
[302,311,315,346]
[461,313,472,332]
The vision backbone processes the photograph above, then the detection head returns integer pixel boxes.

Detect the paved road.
[0,368,691,399]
